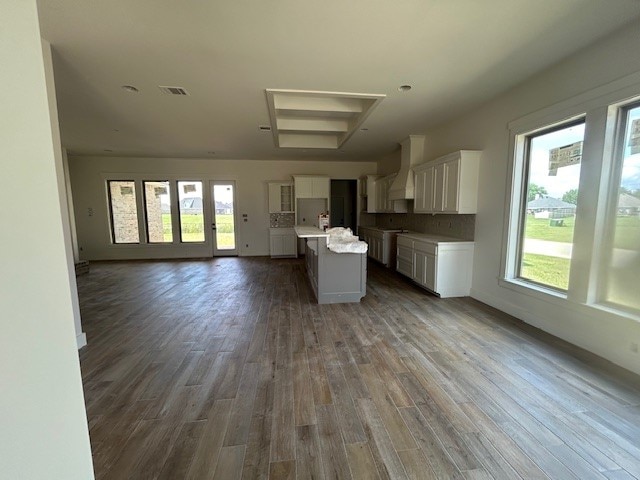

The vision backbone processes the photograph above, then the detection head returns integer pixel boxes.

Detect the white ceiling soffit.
[265,89,385,149]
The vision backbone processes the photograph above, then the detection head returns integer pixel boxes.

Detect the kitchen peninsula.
[294,226,367,304]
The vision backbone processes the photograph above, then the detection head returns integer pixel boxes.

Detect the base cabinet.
[358,227,401,268]
[396,234,474,297]
[269,228,297,258]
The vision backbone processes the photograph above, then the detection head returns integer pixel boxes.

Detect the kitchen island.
[294,226,367,304]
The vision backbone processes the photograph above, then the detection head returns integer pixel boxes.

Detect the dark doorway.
[330,179,357,232]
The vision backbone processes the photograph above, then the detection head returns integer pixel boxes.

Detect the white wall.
[69,156,377,260]
[417,19,640,375]
[0,2,94,478]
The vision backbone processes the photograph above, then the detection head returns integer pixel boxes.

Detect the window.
[601,103,640,311]
[177,181,205,242]
[517,120,585,291]
[143,181,172,243]
[108,180,140,244]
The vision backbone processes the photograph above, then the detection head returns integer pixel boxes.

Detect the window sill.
[499,277,640,325]
[498,277,568,305]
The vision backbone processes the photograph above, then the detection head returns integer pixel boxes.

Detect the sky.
[528,105,640,199]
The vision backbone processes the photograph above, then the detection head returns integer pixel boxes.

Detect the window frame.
[107,179,140,245]
[513,117,586,293]
[500,71,640,322]
[176,180,206,244]
[142,180,173,244]
[597,99,640,313]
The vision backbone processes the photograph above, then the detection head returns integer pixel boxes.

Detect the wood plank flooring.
[77,257,640,479]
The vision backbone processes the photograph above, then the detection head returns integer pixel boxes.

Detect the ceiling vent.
[259,125,272,131]
[265,89,385,149]
[158,86,189,96]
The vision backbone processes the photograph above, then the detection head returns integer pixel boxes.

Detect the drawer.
[414,240,437,256]
[397,236,414,249]
[397,245,413,262]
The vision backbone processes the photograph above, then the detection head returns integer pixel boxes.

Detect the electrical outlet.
[631,342,639,354]
[448,221,452,229]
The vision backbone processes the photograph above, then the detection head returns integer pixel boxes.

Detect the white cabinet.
[396,234,474,297]
[359,175,380,213]
[268,183,294,213]
[269,228,297,257]
[374,174,408,213]
[413,150,481,214]
[293,176,330,199]
[358,227,401,268]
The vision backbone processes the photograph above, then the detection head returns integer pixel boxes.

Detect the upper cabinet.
[375,174,408,213]
[413,150,481,214]
[293,175,330,199]
[268,182,294,213]
[359,174,380,213]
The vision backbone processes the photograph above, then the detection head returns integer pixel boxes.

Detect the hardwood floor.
[77,257,640,479]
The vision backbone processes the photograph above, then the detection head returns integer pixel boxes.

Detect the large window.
[601,103,640,311]
[518,120,585,290]
[177,181,205,242]
[143,181,172,243]
[108,180,140,244]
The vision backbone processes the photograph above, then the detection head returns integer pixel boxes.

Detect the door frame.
[210,180,239,256]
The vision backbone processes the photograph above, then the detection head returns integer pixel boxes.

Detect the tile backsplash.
[270,213,295,228]
[374,210,475,240]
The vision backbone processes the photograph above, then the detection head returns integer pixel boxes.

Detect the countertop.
[358,226,408,233]
[397,232,474,244]
[294,226,330,238]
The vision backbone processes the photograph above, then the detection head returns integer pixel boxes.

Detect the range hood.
[388,135,425,201]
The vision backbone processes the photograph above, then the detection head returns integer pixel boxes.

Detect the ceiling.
[37,0,640,161]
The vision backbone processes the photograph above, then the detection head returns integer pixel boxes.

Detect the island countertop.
[294,225,330,238]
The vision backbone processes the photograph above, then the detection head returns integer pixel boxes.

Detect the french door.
[210,181,238,256]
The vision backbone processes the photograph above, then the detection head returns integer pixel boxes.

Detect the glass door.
[210,181,238,256]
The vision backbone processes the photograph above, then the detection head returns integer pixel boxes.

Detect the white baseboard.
[76,332,87,349]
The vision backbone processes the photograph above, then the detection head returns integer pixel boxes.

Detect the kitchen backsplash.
[270,212,295,228]
[374,211,475,240]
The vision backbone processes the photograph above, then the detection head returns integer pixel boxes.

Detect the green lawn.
[520,253,570,290]
[161,213,235,247]
[521,214,639,290]
[524,215,640,249]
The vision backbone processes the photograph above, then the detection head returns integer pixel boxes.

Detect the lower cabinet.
[269,228,297,258]
[358,227,399,268]
[396,234,474,298]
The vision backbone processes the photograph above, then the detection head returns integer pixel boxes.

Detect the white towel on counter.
[325,227,368,254]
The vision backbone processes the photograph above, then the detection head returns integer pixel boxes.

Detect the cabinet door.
[295,177,313,198]
[268,184,281,213]
[424,254,436,291]
[424,166,435,212]
[396,245,413,277]
[414,171,426,212]
[270,234,284,256]
[312,177,330,198]
[281,184,294,212]
[375,180,385,212]
[367,177,379,213]
[283,234,296,255]
[434,163,446,212]
[373,237,382,262]
[442,159,459,213]
[414,251,426,285]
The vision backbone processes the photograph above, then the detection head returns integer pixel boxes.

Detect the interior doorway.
[210,181,238,256]
[330,179,357,232]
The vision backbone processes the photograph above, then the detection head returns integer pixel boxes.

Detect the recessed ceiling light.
[121,85,139,93]
[398,85,412,92]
